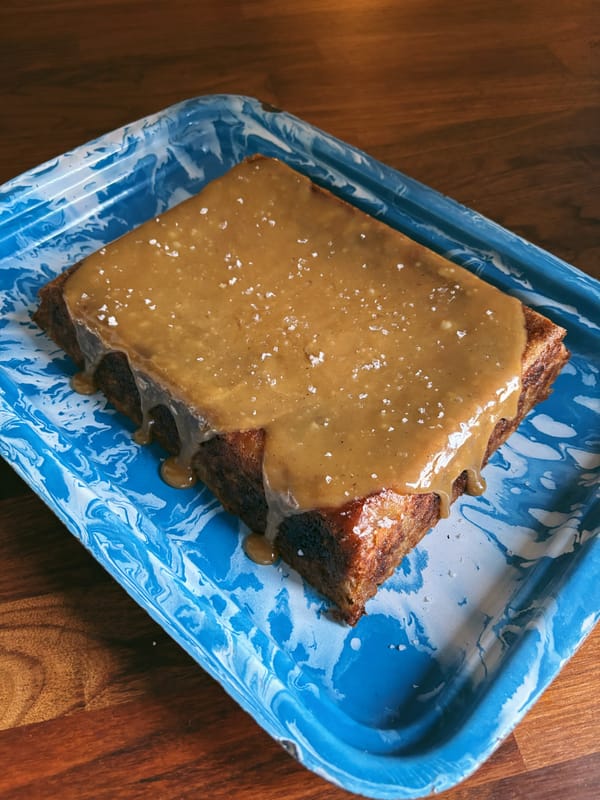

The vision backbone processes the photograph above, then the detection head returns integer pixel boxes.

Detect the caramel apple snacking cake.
[34,156,569,624]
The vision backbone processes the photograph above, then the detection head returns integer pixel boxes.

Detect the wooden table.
[1,1,598,798]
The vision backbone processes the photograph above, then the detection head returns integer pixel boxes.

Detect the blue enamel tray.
[1,95,598,798]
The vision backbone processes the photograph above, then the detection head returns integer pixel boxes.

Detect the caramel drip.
[69,321,214,482]
[63,156,526,534]
[243,532,278,565]
[133,419,154,445]
[160,456,197,489]
[262,468,300,543]
[466,468,487,497]
[70,371,96,395]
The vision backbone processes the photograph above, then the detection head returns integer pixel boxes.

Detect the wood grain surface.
[1,1,598,798]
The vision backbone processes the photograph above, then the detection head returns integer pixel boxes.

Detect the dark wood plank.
[443,752,600,800]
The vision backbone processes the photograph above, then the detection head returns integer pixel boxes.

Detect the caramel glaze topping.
[64,156,526,534]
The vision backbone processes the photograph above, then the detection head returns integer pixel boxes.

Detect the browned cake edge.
[33,264,569,625]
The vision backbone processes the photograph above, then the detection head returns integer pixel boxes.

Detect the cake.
[33,156,569,623]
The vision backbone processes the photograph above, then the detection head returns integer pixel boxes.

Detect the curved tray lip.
[1,93,599,799]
